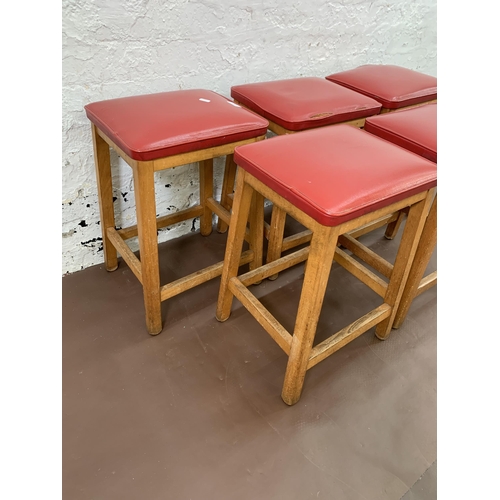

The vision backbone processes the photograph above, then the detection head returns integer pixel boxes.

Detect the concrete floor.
[62,219,436,500]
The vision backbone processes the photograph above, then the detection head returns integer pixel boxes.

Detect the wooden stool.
[363,103,437,328]
[325,64,437,112]
[216,125,437,405]
[326,64,437,240]
[225,77,383,266]
[85,90,268,335]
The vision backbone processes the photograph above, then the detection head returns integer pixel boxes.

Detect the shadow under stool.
[84,89,268,335]
[216,125,437,405]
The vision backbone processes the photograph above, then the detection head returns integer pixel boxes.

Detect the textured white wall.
[62,0,437,275]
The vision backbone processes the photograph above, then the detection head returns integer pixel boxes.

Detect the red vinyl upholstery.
[84,90,269,161]
[364,103,437,163]
[325,65,437,110]
[234,125,437,226]
[231,77,382,131]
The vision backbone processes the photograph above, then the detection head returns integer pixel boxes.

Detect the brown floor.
[63,217,437,500]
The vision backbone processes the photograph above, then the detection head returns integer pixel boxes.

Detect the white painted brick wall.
[62,0,437,275]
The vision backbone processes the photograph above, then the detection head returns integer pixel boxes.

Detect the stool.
[226,77,383,265]
[85,90,268,335]
[363,103,437,328]
[216,125,437,405]
[325,64,437,112]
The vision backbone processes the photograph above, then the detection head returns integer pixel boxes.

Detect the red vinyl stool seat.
[85,89,268,335]
[364,103,437,161]
[216,125,437,405]
[325,65,437,111]
[231,77,382,133]
[363,103,437,328]
[226,77,383,264]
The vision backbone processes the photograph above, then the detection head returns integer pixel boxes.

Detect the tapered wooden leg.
[217,154,237,233]
[384,209,406,240]
[281,225,340,405]
[375,191,434,340]
[266,205,287,281]
[199,159,214,236]
[248,191,265,273]
[393,196,437,329]
[133,161,162,335]
[216,171,255,322]
[91,125,118,272]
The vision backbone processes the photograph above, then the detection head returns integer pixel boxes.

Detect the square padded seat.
[364,103,437,162]
[85,90,268,161]
[85,90,268,335]
[326,65,437,110]
[231,77,382,133]
[234,126,436,226]
[217,125,437,404]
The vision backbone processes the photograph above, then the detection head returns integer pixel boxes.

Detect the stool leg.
[393,196,437,329]
[133,162,162,335]
[266,205,287,281]
[281,225,340,406]
[217,155,237,233]
[248,191,265,273]
[199,159,214,237]
[384,209,406,240]
[375,191,434,340]
[91,125,118,272]
[216,171,255,322]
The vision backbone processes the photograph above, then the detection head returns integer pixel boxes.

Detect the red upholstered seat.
[84,90,269,161]
[234,125,437,227]
[364,103,437,163]
[230,77,382,131]
[325,65,437,110]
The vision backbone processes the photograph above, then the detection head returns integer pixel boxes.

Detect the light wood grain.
[229,277,293,354]
[132,161,162,335]
[117,205,204,240]
[338,234,393,279]
[393,195,437,328]
[160,249,254,301]
[199,159,214,236]
[281,225,340,405]
[217,154,237,233]
[106,227,142,283]
[375,190,435,339]
[216,170,256,322]
[92,124,118,271]
[308,304,391,369]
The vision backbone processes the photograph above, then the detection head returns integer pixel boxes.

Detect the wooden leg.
[217,154,237,233]
[375,191,434,340]
[133,161,162,335]
[216,171,255,322]
[393,196,437,329]
[91,125,118,272]
[281,225,340,405]
[199,159,214,236]
[266,205,287,281]
[384,209,406,240]
[248,191,264,274]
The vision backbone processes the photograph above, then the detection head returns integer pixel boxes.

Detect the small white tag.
[199,98,211,102]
